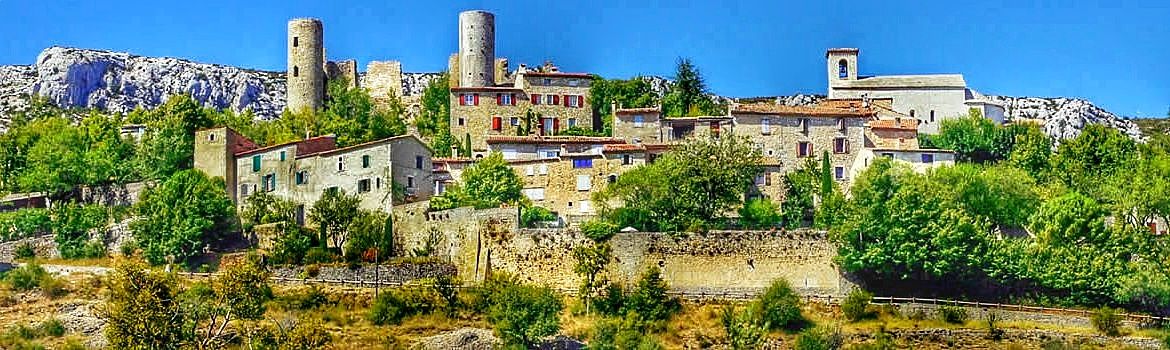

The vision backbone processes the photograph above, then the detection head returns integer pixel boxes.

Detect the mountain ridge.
[0,47,1147,141]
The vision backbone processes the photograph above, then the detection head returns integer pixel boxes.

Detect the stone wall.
[363,60,404,99]
[0,234,58,261]
[393,201,518,282]
[80,182,149,207]
[270,261,455,285]
[891,302,1147,329]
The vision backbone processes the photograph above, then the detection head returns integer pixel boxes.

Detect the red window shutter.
[492,117,502,130]
[553,95,560,105]
[511,94,516,106]
[496,94,502,105]
[537,118,546,135]
[553,118,560,132]
[459,94,466,106]
[474,94,480,106]
[532,94,540,105]
[578,95,585,108]
[563,95,570,107]
[797,143,803,157]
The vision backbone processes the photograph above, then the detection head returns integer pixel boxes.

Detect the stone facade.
[364,60,404,99]
[612,107,664,144]
[457,10,496,88]
[849,148,955,180]
[195,127,434,224]
[286,18,325,113]
[324,59,358,89]
[449,72,593,153]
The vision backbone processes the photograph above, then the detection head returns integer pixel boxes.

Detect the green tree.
[622,266,679,325]
[459,152,523,208]
[597,135,761,231]
[100,260,192,349]
[133,95,215,180]
[573,243,612,313]
[722,305,767,350]
[662,58,723,117]
[417,73,453,156]
[590,76,659,135]
[307,189,361,250]
[319,78,407,147]
[488,283,564,348]
[51,202,108,259]
[753,279,804,331]
[739,198,781,229]
[932,110,1009,163]
[781,158,819,228]
[1006,123,1053,176]
[343,210,393,262]
[185,256,274,348]
[1051,124,1137,199]
[131,169,235,265]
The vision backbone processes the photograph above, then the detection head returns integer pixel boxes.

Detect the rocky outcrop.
[987,95,1144,141]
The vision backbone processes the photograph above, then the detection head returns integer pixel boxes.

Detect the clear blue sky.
[1,0,1167,117]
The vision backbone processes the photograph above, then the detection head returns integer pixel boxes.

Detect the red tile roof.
[867,118,919,131]
[603,144,646,153]
[614,107,661,114]
[226,128,259,155]
[311,135,424,158]
[235,135,337,157]
[732,103,874,117]
[451,86,524,92]
[486,136,626,145]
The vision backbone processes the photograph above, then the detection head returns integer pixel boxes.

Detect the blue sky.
[1,0,1167,117]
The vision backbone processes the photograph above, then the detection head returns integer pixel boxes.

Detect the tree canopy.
[131,169,235,265]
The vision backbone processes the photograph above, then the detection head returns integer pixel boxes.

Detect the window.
[280,151,286,161]
[835,166,845,180]
[293,37,299,47]
[838,59,848,79]
[837,118,846,132]
[458,117,465,126]
[797,141,812,158]
[573,158,593,168]
[358,179,371,193]
[579,200,592,213]
[633,115,645,128]
[407,176,415,189]
[362,155,370,168]
[544,95,556,105]
[293,66,299,77]
[622,154,631,165]
[755,174,765,186]
[542,118,556,135]
[543,78,552,86]
[502,148,518,160]
[930,110,936,123]
[576,174,592,191]
[252,155,261,172]
[523,188,546,201]
[833,138,849,154]
[800,118,810,134]
[530,94,541,105]
[881,153,894,158]
[376,177,382,189]
[765,172,772,186]
[491,116,502,131]
[510,117,519,126]
[608,174,617,183]
[462,94,474,106]
[526,165,535,176]
[240,184,251,196]
[415,155,424,169]
[568,79,579,87]
[909,110,916,118]
[499,94,513,106]
[262,174,276,192]
[540,149,559,159]
[568,118,577,127]
[568,95,580,107]
[295,171,308,185]
[761,118,770,134]
[538,164,549,175]
[337,157,345,172]
[921,153,935,163]
[207,133,216,142]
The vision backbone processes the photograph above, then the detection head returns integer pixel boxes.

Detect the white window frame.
[568,118,577,127]
[544,95,555,105]
[569,95,580,107]
[761,118,770,134]
[576,174,592,191]
[568,79,579,87]
[501,94,512,105]
[633,115,644,128]
[526,165,535,176]
[501,148,518,160]
[463,94,474,105]
[538,164,549,175]
[510,116,520,126]
[523,188,546,201]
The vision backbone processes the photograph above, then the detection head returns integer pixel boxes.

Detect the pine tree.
[673,58,705,116]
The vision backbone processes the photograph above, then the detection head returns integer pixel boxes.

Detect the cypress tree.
[820,151,833,197]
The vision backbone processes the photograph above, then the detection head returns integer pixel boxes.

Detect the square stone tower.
[827,48,859,98]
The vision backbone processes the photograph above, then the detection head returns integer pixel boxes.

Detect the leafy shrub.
[621,267,679,326]
[487,282,564,348]
[433,275,460,316]
[4,263,49,291]
[521,206,558,228]
[722,306,766,350]
[0,209,51,240]
[118,239,138,257]
[753,279,804,331]
[1090,307,1121,336]
[368,288,438,325]
[39,319,64,337]
[793,325,843,350]
[841,289,873,322]
[38,276,68,299]
[302,264,321,278]
[269,224,314,265]
[51,203,109,260]
[938,305,969,324]
[303,247,334,264]
[274,286,330,311]
[467,273,519,314]
[13,242,36,260]
[590,317,663,350]
[580,220,618,242]
[739,198,781,229]
[986,310,1004,340]
[595,282,626,317]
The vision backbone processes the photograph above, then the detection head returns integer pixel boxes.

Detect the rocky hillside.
[0,47,1146,141]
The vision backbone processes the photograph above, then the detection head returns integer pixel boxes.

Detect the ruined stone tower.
[287,18,325,113]
[458,10,495,87]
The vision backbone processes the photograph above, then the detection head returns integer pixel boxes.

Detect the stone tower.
[287,18,326,113]
[458,10,496,88]
[826,48,859,99]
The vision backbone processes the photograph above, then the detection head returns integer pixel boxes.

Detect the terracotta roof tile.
[235,135,336,157]
[450,86,524,92]
[732,103,874,117]
[867,118,919,130]
[523,72,593,78]
[486,136,626,145]
[614,107,661,114]
[603,144,646,153]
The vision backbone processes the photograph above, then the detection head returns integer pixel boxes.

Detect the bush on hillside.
[580,220,618,242]
[754,279,804,331]
[621,267,679,326]
[487,282,564,348]
[368,288,439,325]
[841,289,873,322]
[521,206,558,228]
[1091,307,1121,336]
[3,263,50,291]
[938,305,969,324]
[793,325,843,350]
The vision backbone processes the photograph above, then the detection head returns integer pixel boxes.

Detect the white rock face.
[986,96,1143,141]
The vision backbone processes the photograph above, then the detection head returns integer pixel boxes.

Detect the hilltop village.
[0,9,1168,350]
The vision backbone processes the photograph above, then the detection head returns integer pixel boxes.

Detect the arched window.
[293,66,299,77]
[909,110,916,118]
[838,59,848,79]
[607,174,617,184]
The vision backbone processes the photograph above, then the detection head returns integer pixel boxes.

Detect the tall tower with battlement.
[458,10,496,88]
[287,18,325,113]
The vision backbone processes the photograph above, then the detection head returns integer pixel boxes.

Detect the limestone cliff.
[985,95,1144,141]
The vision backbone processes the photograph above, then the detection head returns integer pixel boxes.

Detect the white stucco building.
[826,48,1004,134]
